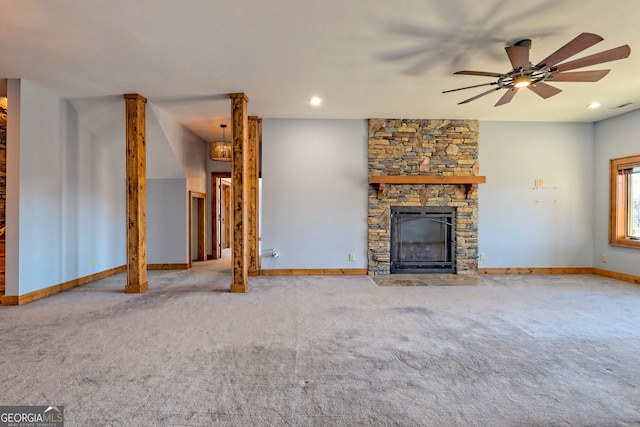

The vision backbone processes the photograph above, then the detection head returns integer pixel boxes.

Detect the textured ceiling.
[1,0,639,141]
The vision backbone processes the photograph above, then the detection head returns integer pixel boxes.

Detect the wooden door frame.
[211,173,231,259]
[189,191,207,268]
[220,179,232,251]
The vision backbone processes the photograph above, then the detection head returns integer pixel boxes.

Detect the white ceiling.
[1,0,639,142]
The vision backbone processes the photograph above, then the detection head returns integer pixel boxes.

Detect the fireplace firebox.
[390,206,456,274]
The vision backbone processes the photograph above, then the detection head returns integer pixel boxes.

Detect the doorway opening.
[211,173,232,260]
[189,191,206,268]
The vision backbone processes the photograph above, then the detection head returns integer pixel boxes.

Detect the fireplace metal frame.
[390,206,456,274]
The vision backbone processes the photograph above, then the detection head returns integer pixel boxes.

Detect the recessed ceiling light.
[587,102,601,109]
[309,96,322,106]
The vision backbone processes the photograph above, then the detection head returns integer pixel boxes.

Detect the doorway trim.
[189,191,206,268]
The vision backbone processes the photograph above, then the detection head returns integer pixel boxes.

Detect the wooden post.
[230,93,249,293]
[124,94,148,293]
[248,116,261,276]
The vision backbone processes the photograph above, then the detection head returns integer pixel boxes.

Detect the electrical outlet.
[601,254,607,263]
[91,258,96,266]
[479,253,486,261]
[349,253,355,262]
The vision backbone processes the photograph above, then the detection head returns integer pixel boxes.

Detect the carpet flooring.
[1,260,640,426]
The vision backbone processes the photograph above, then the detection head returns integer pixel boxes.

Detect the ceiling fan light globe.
[514,75,532,88]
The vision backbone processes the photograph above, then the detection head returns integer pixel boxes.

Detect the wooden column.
[247,116,261,276]
[124,94,148,293]
[230,93,249,293]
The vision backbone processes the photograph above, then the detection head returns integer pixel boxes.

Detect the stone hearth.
[368,119,480,275]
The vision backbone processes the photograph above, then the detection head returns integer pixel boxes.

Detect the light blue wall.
[5,81,208,296]
[594,109,640,276]
[261,119,368,269]
[7,84,638,289]
[150,104,207,193]
[478,121,594,268]
[147,179,188,264]
[7,80,126,295]
[5,80,21,295]
[261,119,601,272]
[146,105,208,265]
[71,113,126,278]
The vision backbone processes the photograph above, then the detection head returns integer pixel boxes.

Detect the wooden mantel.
[369,175,487,198]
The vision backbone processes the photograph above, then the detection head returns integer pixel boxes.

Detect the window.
[629,168,640,238]
[610,154,640,248]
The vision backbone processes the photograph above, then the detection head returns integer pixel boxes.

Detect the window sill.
[610,238,640,249]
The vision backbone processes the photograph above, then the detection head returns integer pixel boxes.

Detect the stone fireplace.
[368,119,481,275]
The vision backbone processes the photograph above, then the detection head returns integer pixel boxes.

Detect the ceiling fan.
[443,33,631,106]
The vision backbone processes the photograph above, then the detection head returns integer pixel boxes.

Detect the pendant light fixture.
[209,124,231,161]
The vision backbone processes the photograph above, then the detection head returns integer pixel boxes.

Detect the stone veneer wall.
[0,101,6,228]
[368,119,480,275]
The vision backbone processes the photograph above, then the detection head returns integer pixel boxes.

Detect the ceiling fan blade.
[495,88,518,106]
[454,70,503,77]
[550,70,610,82]
[528,82,562,99]
[458,88,501,104]
[535,32,603,67]
[380,46,435,61]
[443,82,498,93]
[554,45,631,72]
[505,45,530,70]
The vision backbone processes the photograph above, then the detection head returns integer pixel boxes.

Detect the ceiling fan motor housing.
[514,39,532,48]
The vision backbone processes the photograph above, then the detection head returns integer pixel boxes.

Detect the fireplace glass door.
[390,207,456,274]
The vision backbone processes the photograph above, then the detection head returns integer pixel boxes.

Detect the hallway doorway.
[211,173,232,260]
[189,191,206,267]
